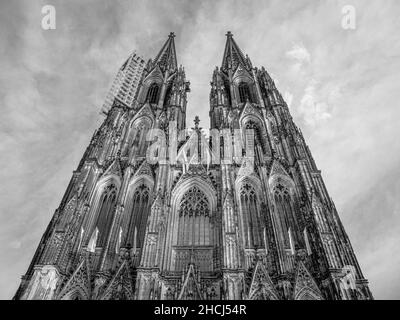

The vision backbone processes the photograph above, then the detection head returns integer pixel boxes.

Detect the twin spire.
[152,31,249,72]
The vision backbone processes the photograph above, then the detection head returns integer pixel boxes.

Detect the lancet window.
[94,183,118,247]
[238,82,252,103]
[239,183,261,248]
[146,83,159,104]
[272,183,295,248]
[126,184,151,249]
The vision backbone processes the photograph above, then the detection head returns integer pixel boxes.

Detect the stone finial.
[194,115,200,128]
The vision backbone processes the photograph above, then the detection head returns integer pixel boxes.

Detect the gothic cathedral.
[14,33,373,300]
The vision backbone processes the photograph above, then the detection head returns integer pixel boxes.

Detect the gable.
[293,262,323,300]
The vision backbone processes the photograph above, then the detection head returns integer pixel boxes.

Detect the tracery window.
[245,120,266,162]
[126,184,150,249]
[131,123,150,158]
[179,186,209,218]
[238,82,252,103]
[177,187,210,247]
[146,83,159,104]
[95,184,118,247]
[273,183,295,248]
[239,183,261,248]
[175,186,212,272]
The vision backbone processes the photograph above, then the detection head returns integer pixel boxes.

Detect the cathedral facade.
[14,33,373,300]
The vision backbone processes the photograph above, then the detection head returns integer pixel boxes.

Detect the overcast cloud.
[0,0,399,299]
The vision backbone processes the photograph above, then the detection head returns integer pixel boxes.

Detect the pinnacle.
[194,115,200,128]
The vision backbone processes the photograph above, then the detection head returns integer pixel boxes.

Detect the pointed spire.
[153,32,178,72]
[221,31,248,72]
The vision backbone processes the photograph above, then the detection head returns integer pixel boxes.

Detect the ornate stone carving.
[15,32,372,301]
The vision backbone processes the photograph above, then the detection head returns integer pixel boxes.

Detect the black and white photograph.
[0,0,399,305]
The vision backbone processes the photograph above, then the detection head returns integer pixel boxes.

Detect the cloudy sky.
[1,0,399,299]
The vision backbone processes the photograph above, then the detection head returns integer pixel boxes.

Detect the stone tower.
[14,33,372,300]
